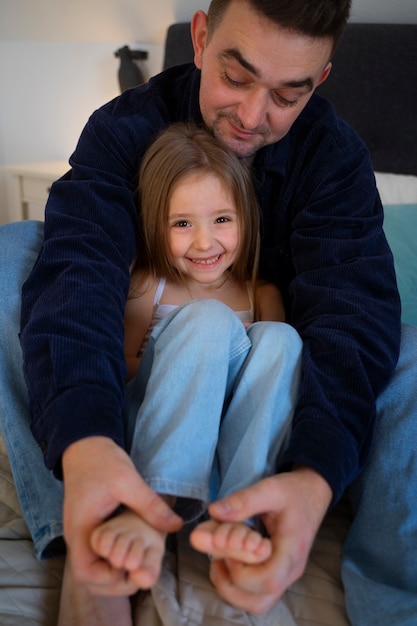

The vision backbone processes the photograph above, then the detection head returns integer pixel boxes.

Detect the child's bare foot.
[189,519,272,564]
[90,508,167,589]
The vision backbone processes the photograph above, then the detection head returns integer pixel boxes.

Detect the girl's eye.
[216,216,230,223]
[173,220,190,228]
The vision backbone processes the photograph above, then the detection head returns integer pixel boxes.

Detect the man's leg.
[0,221,64,559]
[58,552,133,626]
[342,323,417,625]
[0,221,133,625]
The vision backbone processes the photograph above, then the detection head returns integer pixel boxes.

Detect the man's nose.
[236,89,268,130]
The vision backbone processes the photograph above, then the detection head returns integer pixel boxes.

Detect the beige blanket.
[0,433,351,625]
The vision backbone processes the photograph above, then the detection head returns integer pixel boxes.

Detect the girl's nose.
[193,226,213,250]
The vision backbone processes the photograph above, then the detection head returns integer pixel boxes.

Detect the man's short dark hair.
[207,0,352,52]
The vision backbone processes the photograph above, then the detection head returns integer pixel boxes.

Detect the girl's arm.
[255,280,286,322]
[124,273,157,381]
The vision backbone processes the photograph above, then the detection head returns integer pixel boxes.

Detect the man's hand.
[61,436,183,595]
[206,467,332,615]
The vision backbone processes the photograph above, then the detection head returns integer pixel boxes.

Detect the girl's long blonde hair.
[134,122,260,287]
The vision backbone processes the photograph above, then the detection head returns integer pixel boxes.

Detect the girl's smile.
[187,253,223,266]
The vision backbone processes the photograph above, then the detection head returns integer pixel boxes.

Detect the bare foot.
[189,519,272,564]
[58,554,133,626]
[90,508,167,589]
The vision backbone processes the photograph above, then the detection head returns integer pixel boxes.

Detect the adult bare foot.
[190,519,272,564]
[90,507,167,589]
[57,554,133,626]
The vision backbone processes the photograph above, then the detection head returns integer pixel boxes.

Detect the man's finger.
[118,479,183,534]
[209,476,279,523]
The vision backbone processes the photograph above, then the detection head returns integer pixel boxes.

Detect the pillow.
[375,172,417,205]
[383,204,417,328]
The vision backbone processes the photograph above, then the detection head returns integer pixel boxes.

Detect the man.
[2,0,416,624]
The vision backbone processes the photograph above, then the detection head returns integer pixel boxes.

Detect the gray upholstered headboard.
[162,22,417,176]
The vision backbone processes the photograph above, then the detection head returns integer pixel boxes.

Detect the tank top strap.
[246,280,255,318]
[154,276,166,305]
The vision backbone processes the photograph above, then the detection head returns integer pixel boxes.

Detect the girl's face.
[167,172,240,287]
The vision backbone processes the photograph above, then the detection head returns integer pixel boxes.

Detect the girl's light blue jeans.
[1,220,417,625]
[125,298,302,520]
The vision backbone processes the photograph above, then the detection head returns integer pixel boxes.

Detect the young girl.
[124,122,285,382]
[90,123,301,589]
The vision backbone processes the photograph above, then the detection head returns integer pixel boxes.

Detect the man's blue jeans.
[0,221,64,557]
[1,220,417,624]
[342,321,417,625]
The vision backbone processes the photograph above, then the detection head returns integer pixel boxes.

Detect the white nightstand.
[4,161,69,221]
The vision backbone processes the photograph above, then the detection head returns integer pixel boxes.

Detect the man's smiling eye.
[273,92,299,107]
[279,97,297,107]
[223,70,299,106]
[222,71,245,88]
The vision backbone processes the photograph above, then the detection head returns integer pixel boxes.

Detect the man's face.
[192,1,333,158]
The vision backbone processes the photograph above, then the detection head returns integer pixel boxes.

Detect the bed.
[0,21,416,626]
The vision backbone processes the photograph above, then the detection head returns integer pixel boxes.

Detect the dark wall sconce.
[114,45,148,92]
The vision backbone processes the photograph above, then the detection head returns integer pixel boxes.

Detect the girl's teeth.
[192,255,220,265]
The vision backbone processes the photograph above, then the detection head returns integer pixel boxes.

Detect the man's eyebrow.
[222,48,260,76]
[221,48,314,91]
[281,77,314,91]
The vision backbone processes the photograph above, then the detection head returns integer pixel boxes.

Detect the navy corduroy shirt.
[20,64,401,503]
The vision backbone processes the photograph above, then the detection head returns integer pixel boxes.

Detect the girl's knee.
[248,321,302,354]
[167,299,243,332]
[151,299,248,349]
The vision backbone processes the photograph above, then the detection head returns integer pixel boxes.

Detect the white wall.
[1,0,416,222]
